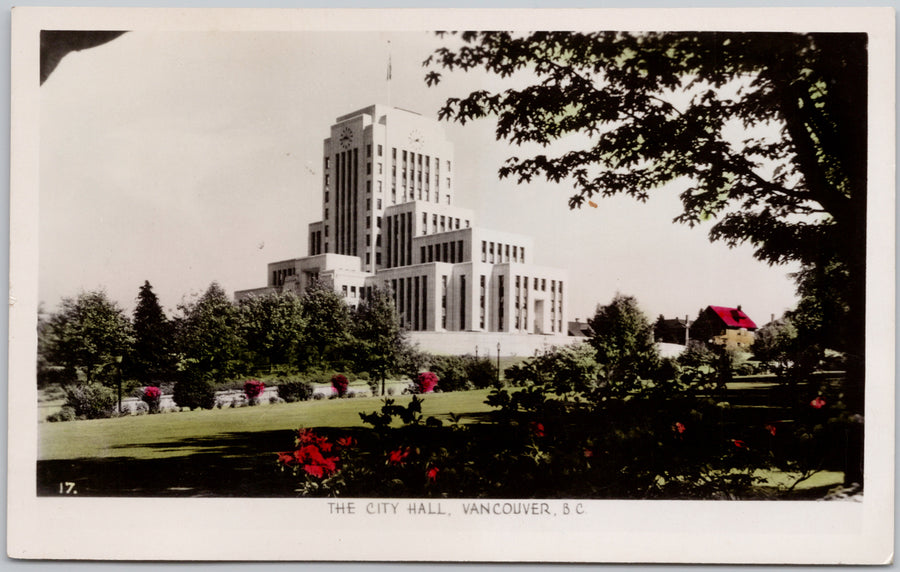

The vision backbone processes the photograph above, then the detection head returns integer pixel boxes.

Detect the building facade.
[236,104,571,354]
[691,305,758,351]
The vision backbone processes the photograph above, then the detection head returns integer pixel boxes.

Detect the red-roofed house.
[691,305,758,350]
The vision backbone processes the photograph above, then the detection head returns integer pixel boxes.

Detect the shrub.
[278,380,314,403]
[63,384,118,419]
[464,357,498,389]
[414,372,439,394]
[173,378,216,410]
[276,429,357,495]
[331,374,349,398]
[141,386,161,413]
[244,379,266,405]
[46,406,76,423]
[429,356,469,392]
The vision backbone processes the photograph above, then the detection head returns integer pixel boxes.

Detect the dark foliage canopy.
[425,31,866,276]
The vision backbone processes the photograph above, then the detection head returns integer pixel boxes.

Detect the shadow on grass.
[37,427,373,497]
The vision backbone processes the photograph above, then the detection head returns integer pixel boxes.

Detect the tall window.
[460,275,466,330]
[498,275,505,331]
[479,275,486,329]
[441,275,448,329]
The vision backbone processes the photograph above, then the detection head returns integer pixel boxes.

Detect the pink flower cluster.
[415,372,439,394]
[244,379,265,399]
[142,386,161,400]
[331,374,349,397]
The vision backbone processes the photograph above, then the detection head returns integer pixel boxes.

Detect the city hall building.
[236,104,572,355]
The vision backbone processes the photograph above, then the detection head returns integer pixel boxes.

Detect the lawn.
[39,389,494,461]
[38,389,495,496]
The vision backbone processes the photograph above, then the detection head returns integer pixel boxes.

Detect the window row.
[482,241,525,264]
[420,240,465,264]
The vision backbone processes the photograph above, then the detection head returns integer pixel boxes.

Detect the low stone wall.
[118,384,378,415]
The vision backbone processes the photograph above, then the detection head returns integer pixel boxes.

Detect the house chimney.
[575,318,580,323]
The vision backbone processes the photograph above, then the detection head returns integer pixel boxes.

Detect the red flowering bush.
[244,380,265,405]
[415,372,439,394]
[387,447,411,466]
[277,428,357,495]
[331,374,349,398]
[141,386,161,414]
[271,357,854,499]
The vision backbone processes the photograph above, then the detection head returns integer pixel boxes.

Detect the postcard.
[8,6,895,563]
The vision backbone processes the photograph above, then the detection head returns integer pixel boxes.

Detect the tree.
[352,287,405,396]
[238,292,306,373]
[752,316,799,373]
[588,294,659,390]
[41,290,133,386]
[175,282,245,381]
[130,280,175,384]
[299,283,353,371]
[427,31,865,483]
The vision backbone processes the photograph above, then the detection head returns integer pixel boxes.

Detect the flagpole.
[386,40,392,108]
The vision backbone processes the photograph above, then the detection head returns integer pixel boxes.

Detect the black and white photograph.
[8,6,895,563]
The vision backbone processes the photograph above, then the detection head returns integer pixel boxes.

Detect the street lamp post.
[496,342,501,387]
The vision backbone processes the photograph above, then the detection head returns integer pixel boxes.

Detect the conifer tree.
[130,280,174,384]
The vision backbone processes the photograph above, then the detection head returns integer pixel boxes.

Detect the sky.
[39,29,801,326]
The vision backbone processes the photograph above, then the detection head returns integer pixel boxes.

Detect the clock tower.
[316,104,456,272]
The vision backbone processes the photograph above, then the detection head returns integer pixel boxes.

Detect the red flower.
[336,436,356,449]
[583,448,594,458]
[143,386,161,400]
[297,428,329,447]
[810,396,826,409]
[303,464,325,478]
[732,439,748,449]
[765,424,777,436]
[426,467,439,482]
[673,422,686,434]
[277,452,295,466]
[388,448,410,466]
[530,422,546,438]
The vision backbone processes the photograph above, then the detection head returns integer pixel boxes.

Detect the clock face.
[408,129,424,150]
[339,126,353,150]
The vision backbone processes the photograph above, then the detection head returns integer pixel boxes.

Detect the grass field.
[39,389,494,461]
